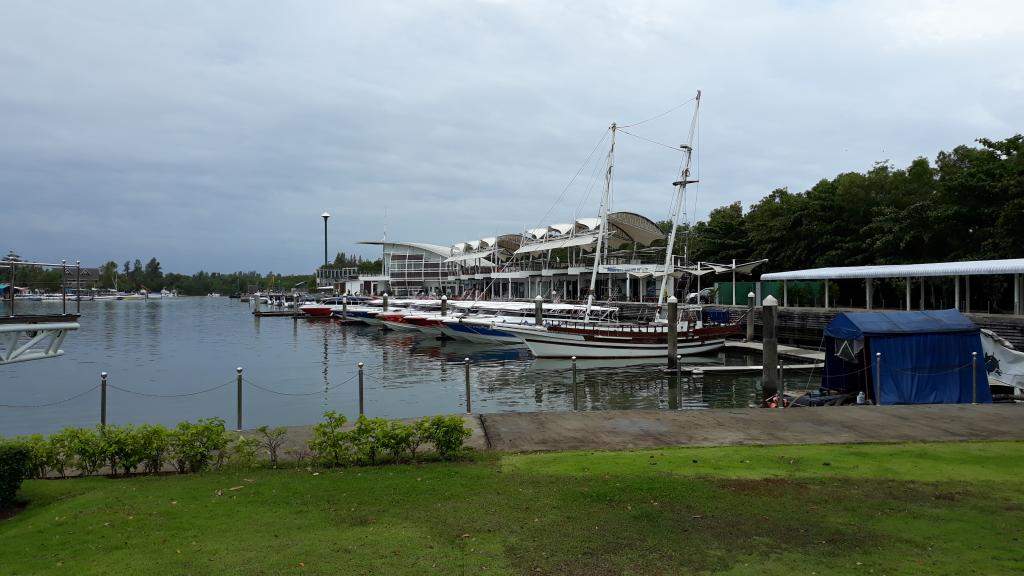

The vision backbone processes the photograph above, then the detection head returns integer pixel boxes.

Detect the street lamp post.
[321,212,330,268]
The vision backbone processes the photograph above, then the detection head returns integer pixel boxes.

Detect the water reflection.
[0,299,812,436]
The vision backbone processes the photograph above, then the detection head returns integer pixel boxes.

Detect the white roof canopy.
[513,232,600,255]
[761,258,1024,281]
[703,259,769,275]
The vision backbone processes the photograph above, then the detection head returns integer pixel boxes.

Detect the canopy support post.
[965,276,970,313]
[920,278,925,310]
[906,278,911,311]
[865,279,871,310]
[955,275,960,311]
[731,258,736,306]
[824,280,829,310]
[1015,274,1020,315]
[783,280,788,308]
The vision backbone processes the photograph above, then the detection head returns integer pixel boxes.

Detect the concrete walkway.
[478,404,1024,452]
[724,340,826,362]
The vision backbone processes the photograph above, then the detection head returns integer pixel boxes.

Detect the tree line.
[659,134,1023,310]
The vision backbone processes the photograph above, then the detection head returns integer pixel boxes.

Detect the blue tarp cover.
[823,309,991,405]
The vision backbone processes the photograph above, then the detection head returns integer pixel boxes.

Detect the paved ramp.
[479,404,1024,452]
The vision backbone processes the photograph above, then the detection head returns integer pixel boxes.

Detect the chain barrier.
[242,373,357,397]
[108,379,235,398]
[0,384,100,409]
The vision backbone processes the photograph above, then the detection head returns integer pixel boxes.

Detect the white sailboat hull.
[499,324,727,359]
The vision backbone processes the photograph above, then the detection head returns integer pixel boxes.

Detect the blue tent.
[822,309,991,405]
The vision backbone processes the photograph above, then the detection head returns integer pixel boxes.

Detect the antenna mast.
[657,90,701,309]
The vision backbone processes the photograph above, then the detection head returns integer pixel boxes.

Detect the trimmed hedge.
[2,413,471,479]
[310,413,472,467]
[0,443,32,509]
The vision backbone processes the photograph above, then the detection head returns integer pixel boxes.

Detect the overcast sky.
[2,1,1021,273]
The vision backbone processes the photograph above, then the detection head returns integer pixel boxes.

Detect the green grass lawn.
[2,442,1023,575]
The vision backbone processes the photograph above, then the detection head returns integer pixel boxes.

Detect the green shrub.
[419,415,471,459]
[229,435,261,468]
[350,416,388,465]
[169,418,228,473]
[48,429,76,478]
[100,424,146,476]
[135,424,170,474]
[310,411,349,467]
[380,421,415,462]
[67,427,106,476]
[12,434,53,479]
[256,425,288,467]
[0,443,32,510]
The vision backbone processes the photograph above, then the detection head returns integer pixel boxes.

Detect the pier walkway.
[252,404,1022,456]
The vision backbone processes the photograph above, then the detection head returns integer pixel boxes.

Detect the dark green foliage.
[310,412,471,467]
[169,418,228,473]
[0,443,31,509]
[310,411,350,467]
[681,135,1023,310]
[418,415,472,458]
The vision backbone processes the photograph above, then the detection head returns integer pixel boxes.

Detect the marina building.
[351,212,677,299]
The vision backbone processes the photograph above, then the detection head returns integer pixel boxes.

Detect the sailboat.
[500,91,740,358]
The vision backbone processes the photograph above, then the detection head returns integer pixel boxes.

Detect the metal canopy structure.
[761,258,1024,281]
[760,258,1024,314]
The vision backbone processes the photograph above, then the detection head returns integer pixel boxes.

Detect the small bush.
[380,421,415,462]
[135,424,171,474]
[67,427,106,476]
[12,434,53,479]
[310,411,349,467]
[48,430,76,478]
[419,415,472,459]
[169,418,228,474]
[256,425,288,467]
[229,435,261,468]
[0,443,32,510]
[350,416,389,465]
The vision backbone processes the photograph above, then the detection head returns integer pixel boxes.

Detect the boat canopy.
[822,309,992,405]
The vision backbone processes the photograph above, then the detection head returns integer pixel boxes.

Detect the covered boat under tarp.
[822,309,991,405]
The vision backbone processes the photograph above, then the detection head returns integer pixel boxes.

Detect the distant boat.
[208,292,221,297]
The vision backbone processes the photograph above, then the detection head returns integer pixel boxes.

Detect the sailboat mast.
[586,123,616,320]
[658,90,701,308]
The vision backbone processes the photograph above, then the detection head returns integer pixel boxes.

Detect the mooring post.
[235,367,243,431]
[464,357,472,414]
[746,291,755,342]
[75,260,81,313]
[971,351,978,404]
[875,352,882,406]
[358,362,365,415]
[778,359,785,408]
[382,292,389,312]
[342,296,348,320]
[441,294,448,317]
[667,296,678,370]
[534,295,543,326]
[571,356,578,411]
[61,259,67,315]
[762,295,779,402]
[254,293,261,314]
[100,372,108,427]
[7,261,14,315]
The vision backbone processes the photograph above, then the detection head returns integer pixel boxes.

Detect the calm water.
[0,298,813,436]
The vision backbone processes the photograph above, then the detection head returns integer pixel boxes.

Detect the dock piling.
[746,291,755,342]
[358,362,365,415]
[100,372,107,427]
[441,294,448,317]
[534,295,543,326]
[571,356,578,411]
[464,358,472,414]
[236,367,243,431]
[667,296,678,370]
[972,351,977,404]
[761,295,779,401]
[382,293,389,312]
[875,352,882,405]
[779,359,785,408]
[342,296,348,320]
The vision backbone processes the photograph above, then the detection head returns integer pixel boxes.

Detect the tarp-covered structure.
[822,309,991,404]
